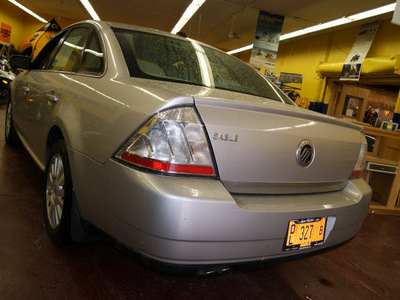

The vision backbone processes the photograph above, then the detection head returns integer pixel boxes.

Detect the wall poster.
[249,11,284,69]
[340,20,380,81]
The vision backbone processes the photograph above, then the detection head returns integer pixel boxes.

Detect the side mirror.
[10,55,31,70]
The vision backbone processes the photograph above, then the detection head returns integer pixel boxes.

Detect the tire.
[0,89,8,105]
[4,100,20,145]
[44,140,73,245]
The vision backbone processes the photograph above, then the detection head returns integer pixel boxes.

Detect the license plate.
[284,217,326,251]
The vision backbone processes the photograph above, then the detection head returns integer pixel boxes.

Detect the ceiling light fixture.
[227,44,253,55]
[171,0,206,34]
[8,0,47,23]
[227,2,396,55]
[80,0,100,21]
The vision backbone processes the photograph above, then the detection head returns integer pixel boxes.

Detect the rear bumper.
[71,152,372,265]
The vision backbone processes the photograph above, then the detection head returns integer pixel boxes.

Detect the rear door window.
[79,32,104,74]
[48,27,91,72]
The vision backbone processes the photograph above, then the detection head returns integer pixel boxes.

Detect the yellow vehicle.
[18,18,61,59]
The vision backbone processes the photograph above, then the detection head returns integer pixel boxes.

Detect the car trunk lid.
[194,97,363,195]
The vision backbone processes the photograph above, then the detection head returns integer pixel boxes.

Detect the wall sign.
[279,72,303,84]
[392,0,400,26]
[0,23,12,44]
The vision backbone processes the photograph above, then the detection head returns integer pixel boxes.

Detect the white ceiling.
[11,0,397,50]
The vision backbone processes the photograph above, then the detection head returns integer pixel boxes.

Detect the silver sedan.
[5,20,371,270]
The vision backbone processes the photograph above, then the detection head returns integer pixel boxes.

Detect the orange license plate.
[284,217,326,251]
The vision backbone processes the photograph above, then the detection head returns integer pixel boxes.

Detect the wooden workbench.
[361,124,400,215]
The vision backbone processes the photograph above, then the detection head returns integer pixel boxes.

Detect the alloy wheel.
[46,154,65,229]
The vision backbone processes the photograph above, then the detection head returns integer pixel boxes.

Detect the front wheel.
[44,140,73,245]
[0,89,8,105]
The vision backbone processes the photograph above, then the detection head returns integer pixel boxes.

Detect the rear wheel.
[5,100,20,145]
[44,140,73,245]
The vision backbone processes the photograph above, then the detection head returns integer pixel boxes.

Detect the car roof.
[68,20,187,42]
[68,20,217,52]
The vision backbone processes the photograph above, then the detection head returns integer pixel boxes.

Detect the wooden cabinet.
[362,125,400,215]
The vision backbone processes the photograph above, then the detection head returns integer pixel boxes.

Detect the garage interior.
[1,0,400,298]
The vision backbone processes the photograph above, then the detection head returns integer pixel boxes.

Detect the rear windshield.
[113,28,292,104]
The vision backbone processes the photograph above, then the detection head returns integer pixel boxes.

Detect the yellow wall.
[275,19,400,103]
[0,0,77,48]
[0,0,40,46]
[240,18,400,105]
[275,33,331,102]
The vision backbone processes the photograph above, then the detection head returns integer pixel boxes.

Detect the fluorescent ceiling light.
[348,3,396,21]
[80,0,100,21]
[8,0,47,23]
[171,0,206,34]
[227,2,396,54]
[227,44,253,55]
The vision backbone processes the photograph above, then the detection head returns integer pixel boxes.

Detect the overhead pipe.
[317,55,400,77]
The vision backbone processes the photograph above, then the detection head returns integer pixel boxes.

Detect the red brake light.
[120,152,215,175]
[350,170,363,178]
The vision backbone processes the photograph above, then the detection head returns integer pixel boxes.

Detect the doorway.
[331,84,370,123]
[327,82,399,127]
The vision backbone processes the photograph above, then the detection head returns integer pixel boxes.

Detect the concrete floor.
[1,104,400,300]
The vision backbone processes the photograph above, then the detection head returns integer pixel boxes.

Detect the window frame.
[78,31,105,75]
[47,26,92,73]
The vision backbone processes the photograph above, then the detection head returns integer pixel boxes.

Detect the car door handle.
[47,92,58,103]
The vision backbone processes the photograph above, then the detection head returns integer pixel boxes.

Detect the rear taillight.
[350,136,367,179]
[115,106,215,176]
